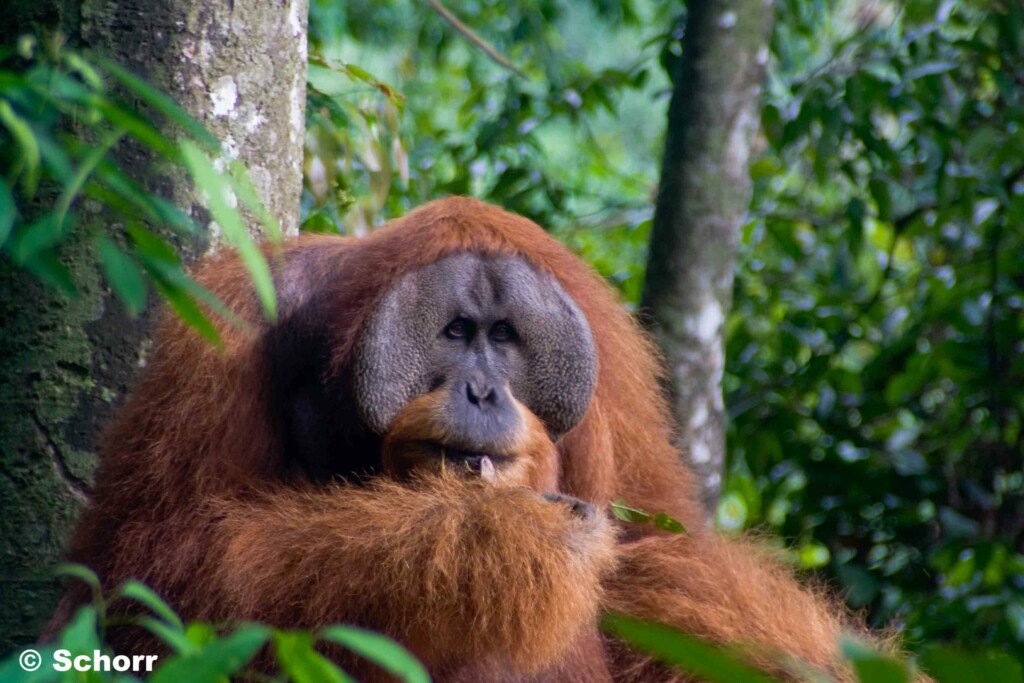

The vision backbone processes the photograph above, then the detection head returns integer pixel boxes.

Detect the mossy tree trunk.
[641,0,774,514]
[0,0,307,652]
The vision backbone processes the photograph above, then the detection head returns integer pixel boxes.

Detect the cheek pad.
[353,276,439,434]
[496,263,598,435]
[515,286,598,434]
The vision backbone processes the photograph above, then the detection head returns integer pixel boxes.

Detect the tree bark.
[641,0,773,514]
[0,0,307,651]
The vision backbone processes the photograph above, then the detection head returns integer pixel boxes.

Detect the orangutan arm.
[603,532,860,682]
[209,476,615,675]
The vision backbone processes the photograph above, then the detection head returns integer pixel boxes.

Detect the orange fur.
[50,197,905,681]
[605,534,853,681]
[382,388,560,491]
[212,476,615,676]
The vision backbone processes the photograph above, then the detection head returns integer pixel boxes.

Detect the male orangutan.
[50,197,895,681]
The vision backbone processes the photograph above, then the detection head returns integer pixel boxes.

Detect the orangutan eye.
[490,321,515,342]
[444,318,474,339]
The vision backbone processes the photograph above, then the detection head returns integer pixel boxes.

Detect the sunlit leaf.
[54,563,103,607]
[137,616,195,655]
[23,250,76,295]
[229,158,282,242]
[52,127,124,232]
[919,646,1024,683]
[150,625,270,683]
[0,178,15,247]
[0,99,40,194]
[653,512,687,534]
[610,499,652,524]
[95,162,202,236]
[310,55,406,107]
[117,579,185,632]
[321,625,430,683]
[602,614,778,683]
[142,261,221,346]
[840,637,910,683]
[58,605,102,654]
[95,54,220,151]
[180,140,277,321]
[275,631,354,683]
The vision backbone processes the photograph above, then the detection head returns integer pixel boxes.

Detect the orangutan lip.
[423,443,511,467]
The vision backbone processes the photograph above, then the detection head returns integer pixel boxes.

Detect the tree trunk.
[0,0,307,651]
[641,0,773,514]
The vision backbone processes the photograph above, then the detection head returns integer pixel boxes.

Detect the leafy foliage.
[1,568,1014,683]
[0,36,279,340]
[610,499,688,534]
[605,613,1023,683]
[0,566,429,683]
[304,0,666,262]
[720,0,1024,658]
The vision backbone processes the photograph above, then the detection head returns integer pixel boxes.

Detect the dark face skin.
[354,252,598,461]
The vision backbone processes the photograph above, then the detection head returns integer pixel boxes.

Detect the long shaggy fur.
[213,476,615,675]
[51,197,901,680]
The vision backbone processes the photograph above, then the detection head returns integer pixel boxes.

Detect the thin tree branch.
[427,0,527,78]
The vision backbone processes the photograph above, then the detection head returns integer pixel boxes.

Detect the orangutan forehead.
[395,252,567,317]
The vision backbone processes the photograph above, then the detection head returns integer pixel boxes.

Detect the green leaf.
[54,563,103,606]
[797,542,831,569]
[653,512,687,534]
[275,631,354,683]
[919,646,1024,683]
[185,622,218,648]
[229,159,282,242]
[610,501,687,534]
[610,499,652,524]
[904,61,958,80]
[96,236,147,316]
[80,94,172,158]
[34,131,74,183]
[116,579,184,631]
[8,214,68,264]
[840,637,910,683]
[868,177,893,223]
[139,249,248,332]
[58,605,102,654]
[62,51,104,90]
[310,56,406,107]
[150,624,270,683]
[95,163,202,236]
[23,250,76,295]
[90,97,176,159]
[142,259,221,346]
[0,99,41,194]
[321,625,430,683]
[95,54,220,151]
[0,178,15,248]
[0,646,59,683]
[302,211,338,234]
[715,491,749,532]
[179,140,277,321]
[601,614,778,683]
[138,616,196,655]
[127,223,181,264]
